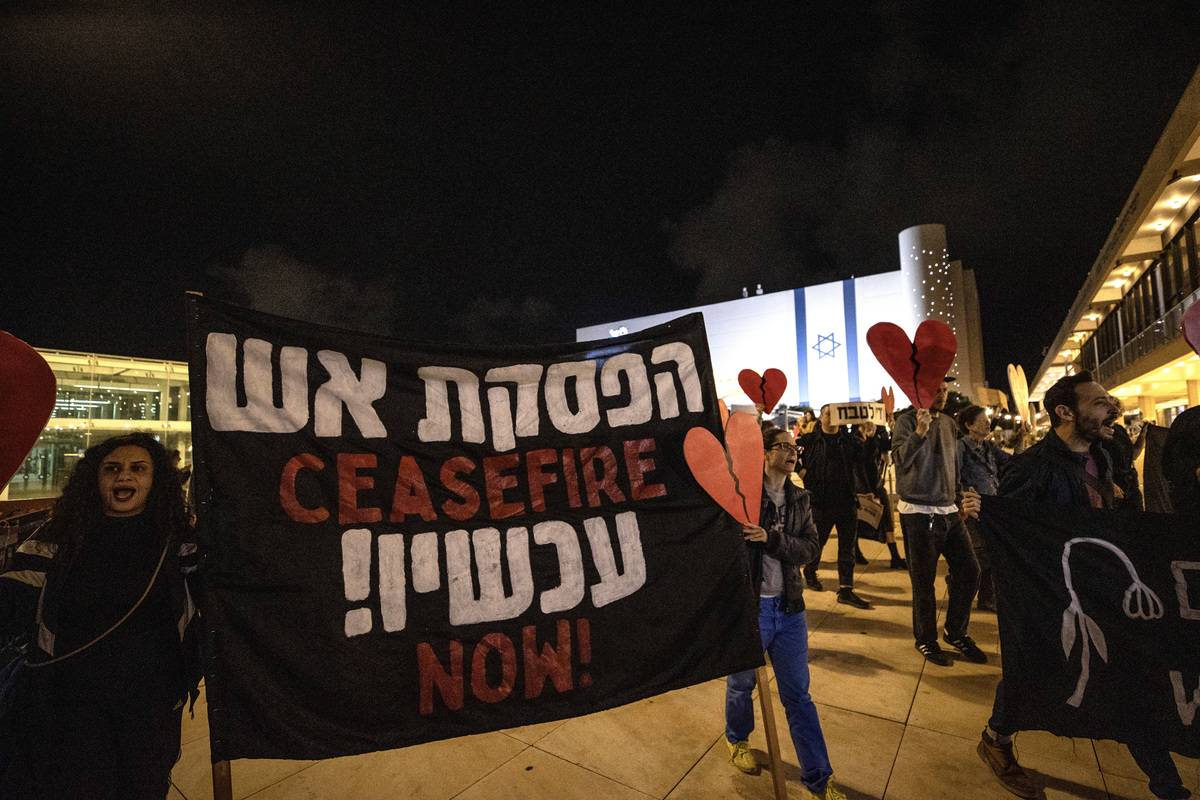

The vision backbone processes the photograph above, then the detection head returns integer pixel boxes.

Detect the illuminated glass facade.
[2,349,191,500]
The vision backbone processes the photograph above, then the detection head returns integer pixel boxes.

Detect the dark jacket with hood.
[747,480,822,614]
[891,408,960,506]
[798,428,867,510]
[999,428,1115,509]
[1163,407,1200,513]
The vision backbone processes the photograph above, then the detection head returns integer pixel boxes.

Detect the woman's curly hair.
[43,432,188,564]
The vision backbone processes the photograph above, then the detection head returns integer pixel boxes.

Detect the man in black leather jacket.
[798,405,872,608]
[978,371,1190,800]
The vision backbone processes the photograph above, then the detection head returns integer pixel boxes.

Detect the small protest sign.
[827,402,887,427]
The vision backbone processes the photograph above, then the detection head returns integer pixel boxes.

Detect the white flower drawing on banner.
[1060,537,1165,707]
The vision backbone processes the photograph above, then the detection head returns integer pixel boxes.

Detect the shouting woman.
[0,433,201,800]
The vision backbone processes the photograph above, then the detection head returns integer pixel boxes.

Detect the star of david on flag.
[813,332,841,359]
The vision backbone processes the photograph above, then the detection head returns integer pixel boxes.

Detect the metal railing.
[1094,289,1199,386]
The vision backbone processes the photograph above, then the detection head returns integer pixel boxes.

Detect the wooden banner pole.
[755,664,788,800]
[212,759,233,800]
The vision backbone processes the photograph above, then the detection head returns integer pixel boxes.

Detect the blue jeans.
[726,596,833,793]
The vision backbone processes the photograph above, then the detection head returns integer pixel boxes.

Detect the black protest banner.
[186,296,763,762]
[982,496,1200,757]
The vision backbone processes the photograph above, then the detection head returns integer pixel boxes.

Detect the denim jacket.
[957,437,1009,496]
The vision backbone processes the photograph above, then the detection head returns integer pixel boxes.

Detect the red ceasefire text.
[278,438,667,525]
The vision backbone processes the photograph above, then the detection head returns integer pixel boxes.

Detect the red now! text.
[418,618,592,715]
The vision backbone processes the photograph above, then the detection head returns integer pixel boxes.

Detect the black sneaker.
[805,575,824,591]
[836,588,872,609]
[915,641,951,666]
[944,634,988,664]
[854,549,869,566]
[889,557,908,570]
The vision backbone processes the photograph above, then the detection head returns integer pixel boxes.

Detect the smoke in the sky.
[446,295,560,345]
[209,245,560,346]
[666,10,1026,299]
[208,246,402,336]
[666,138,843,299]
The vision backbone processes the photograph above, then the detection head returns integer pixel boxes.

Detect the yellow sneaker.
[809,783,847,800]
[725,739,758,773]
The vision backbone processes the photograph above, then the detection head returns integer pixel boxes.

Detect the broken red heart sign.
[0,331,56,490]
[866,320,957,410]
[737,368,787,411]
[1184,302,1200,357]
[683,411,762,526]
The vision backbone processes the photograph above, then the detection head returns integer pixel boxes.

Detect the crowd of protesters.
[724,370,1199,799]
[0,371,1197,800]
[973,371,1197,800]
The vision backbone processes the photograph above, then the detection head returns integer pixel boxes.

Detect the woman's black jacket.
[0,524,203,712]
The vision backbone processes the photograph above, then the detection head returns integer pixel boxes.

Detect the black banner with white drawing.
[186,296,762,761]
[982,496,1200,757]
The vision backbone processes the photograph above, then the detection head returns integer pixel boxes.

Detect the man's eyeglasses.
[768,443,801,454]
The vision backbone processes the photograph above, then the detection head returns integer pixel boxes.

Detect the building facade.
[578,226,986,410]
[2,349,191,500]
[898,224,987,398]
[1031,66,1200,426]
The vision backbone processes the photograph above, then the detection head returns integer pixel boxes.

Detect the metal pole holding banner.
[191,290,234,800]
[212,759,233,800]
[755,664,789,800]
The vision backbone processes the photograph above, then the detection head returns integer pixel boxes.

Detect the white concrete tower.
[897,224,982,401]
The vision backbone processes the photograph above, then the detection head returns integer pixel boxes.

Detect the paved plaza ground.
[168,536,1199,800]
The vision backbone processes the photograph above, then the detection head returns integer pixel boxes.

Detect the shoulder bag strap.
[28,541,171,668]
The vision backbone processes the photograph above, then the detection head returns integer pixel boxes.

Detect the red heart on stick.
[0,332,56,490]
[737,368,787,411]
[1183,302,1200,357]
[866,321,957,410]
[881,386,895,419]
[683,411,762,525]
[725,412,762,526]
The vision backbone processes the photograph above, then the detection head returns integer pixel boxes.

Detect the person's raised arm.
[891,409,931,471]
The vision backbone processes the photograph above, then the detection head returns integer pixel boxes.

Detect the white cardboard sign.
[828,402,887,426]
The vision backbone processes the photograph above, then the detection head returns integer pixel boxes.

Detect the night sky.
[3,4,1198,392]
